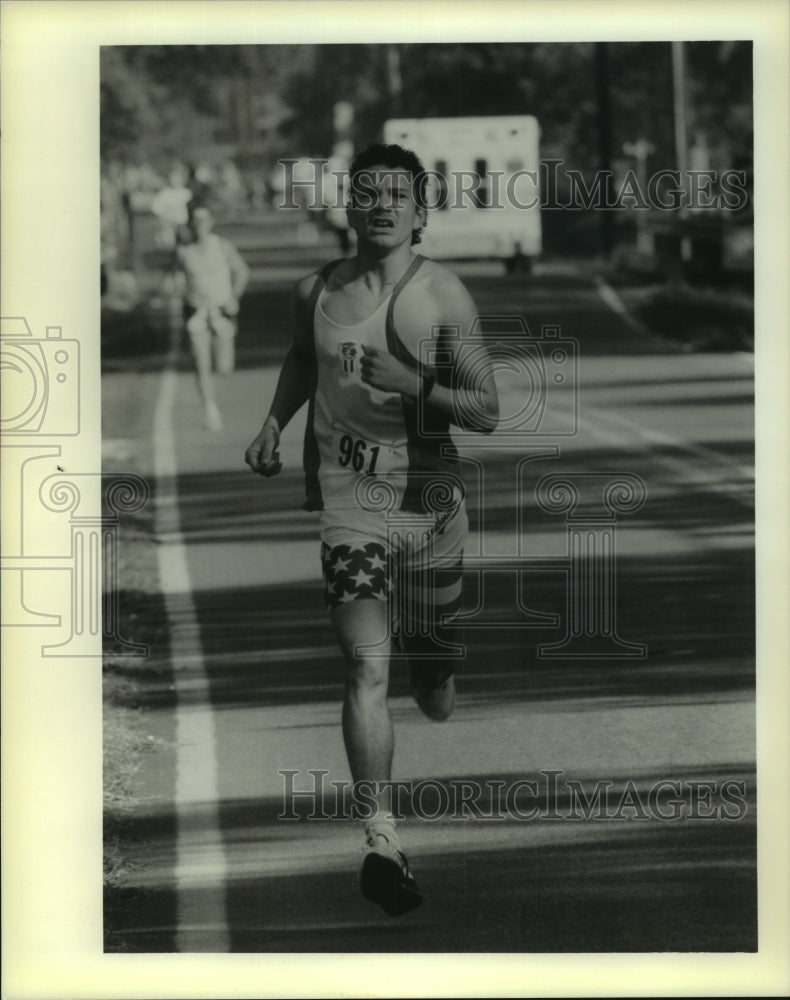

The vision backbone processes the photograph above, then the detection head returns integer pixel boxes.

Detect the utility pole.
[623,138,655,254]
[671,40,692,267]
[595,42,615,258]
[671,41,689,186]
[387,44,403,118]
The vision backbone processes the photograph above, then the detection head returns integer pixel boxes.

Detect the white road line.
[153,332,229,952]
[595,278,670,350]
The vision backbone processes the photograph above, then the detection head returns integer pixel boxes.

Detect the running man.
[151,162,193,248]
[176,201,249,430]
[244,144,498,916]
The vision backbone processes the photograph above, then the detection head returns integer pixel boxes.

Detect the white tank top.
[312,284,411,513]
[301,256,460,516]
[177,234,234,308]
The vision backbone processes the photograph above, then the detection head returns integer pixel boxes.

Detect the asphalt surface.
[102,239,756,954]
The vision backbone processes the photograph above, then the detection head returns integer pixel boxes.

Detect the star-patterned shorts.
[319,500,468,613]
[320,503,467,687]
[320,540,390,607]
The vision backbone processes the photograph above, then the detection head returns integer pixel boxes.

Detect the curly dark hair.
[348,143,428,245]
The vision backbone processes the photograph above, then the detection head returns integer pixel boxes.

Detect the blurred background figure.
[188,161,217,207]
[218,159,248,215]
[151,162,193,248]
[100,172,123,297]
[174,201,250,430]
[247,172,269,210]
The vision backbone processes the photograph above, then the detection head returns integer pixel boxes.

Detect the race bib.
[330,427,403,477]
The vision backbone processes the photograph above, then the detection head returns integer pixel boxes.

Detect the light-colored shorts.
[319,496,467,614]
[183,303,236,340]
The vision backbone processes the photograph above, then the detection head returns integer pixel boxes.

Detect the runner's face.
[189,208,214,238]
[348,166,425,251]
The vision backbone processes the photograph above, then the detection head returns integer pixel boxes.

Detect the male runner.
[176,201,249,430]
[245,144,498,916]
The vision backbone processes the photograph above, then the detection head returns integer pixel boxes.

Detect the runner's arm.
[424,273,499,433]
[244,275,316,476]
[225,240,250,300]
[220,240,250,315]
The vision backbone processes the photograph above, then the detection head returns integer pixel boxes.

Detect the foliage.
[100,41,753,178]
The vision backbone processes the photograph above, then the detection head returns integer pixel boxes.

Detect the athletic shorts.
[319,495,467,616]
[183,303,236,340]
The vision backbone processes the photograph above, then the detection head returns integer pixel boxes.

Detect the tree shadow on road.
[106,762,756,953]
[111,543,753,714]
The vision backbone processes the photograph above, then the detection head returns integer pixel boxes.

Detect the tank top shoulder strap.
[294,259,344,357]
[386,254,425,365]
[307,259,343,320]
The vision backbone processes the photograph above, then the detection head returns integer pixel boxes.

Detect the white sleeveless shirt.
[301,256,461,525]
[312,284,411,514]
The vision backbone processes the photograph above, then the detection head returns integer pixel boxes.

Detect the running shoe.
[204,401,223,431]
[360,843,423,917]
[410,672,455,722]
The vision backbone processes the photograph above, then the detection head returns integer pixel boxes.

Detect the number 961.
[337,434,380,474]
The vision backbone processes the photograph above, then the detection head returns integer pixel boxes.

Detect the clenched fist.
[359,344,421,397]
[245,418,282,477]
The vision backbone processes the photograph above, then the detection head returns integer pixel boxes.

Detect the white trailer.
[383,115,541,272]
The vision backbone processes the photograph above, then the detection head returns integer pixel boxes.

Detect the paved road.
[102,253,756,953]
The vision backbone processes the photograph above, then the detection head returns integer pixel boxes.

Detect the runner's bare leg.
[188,326,217,409]
[213,331,235,375]
[330,599,393,818]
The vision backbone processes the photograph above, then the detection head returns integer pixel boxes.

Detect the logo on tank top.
[338,342,359,375]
